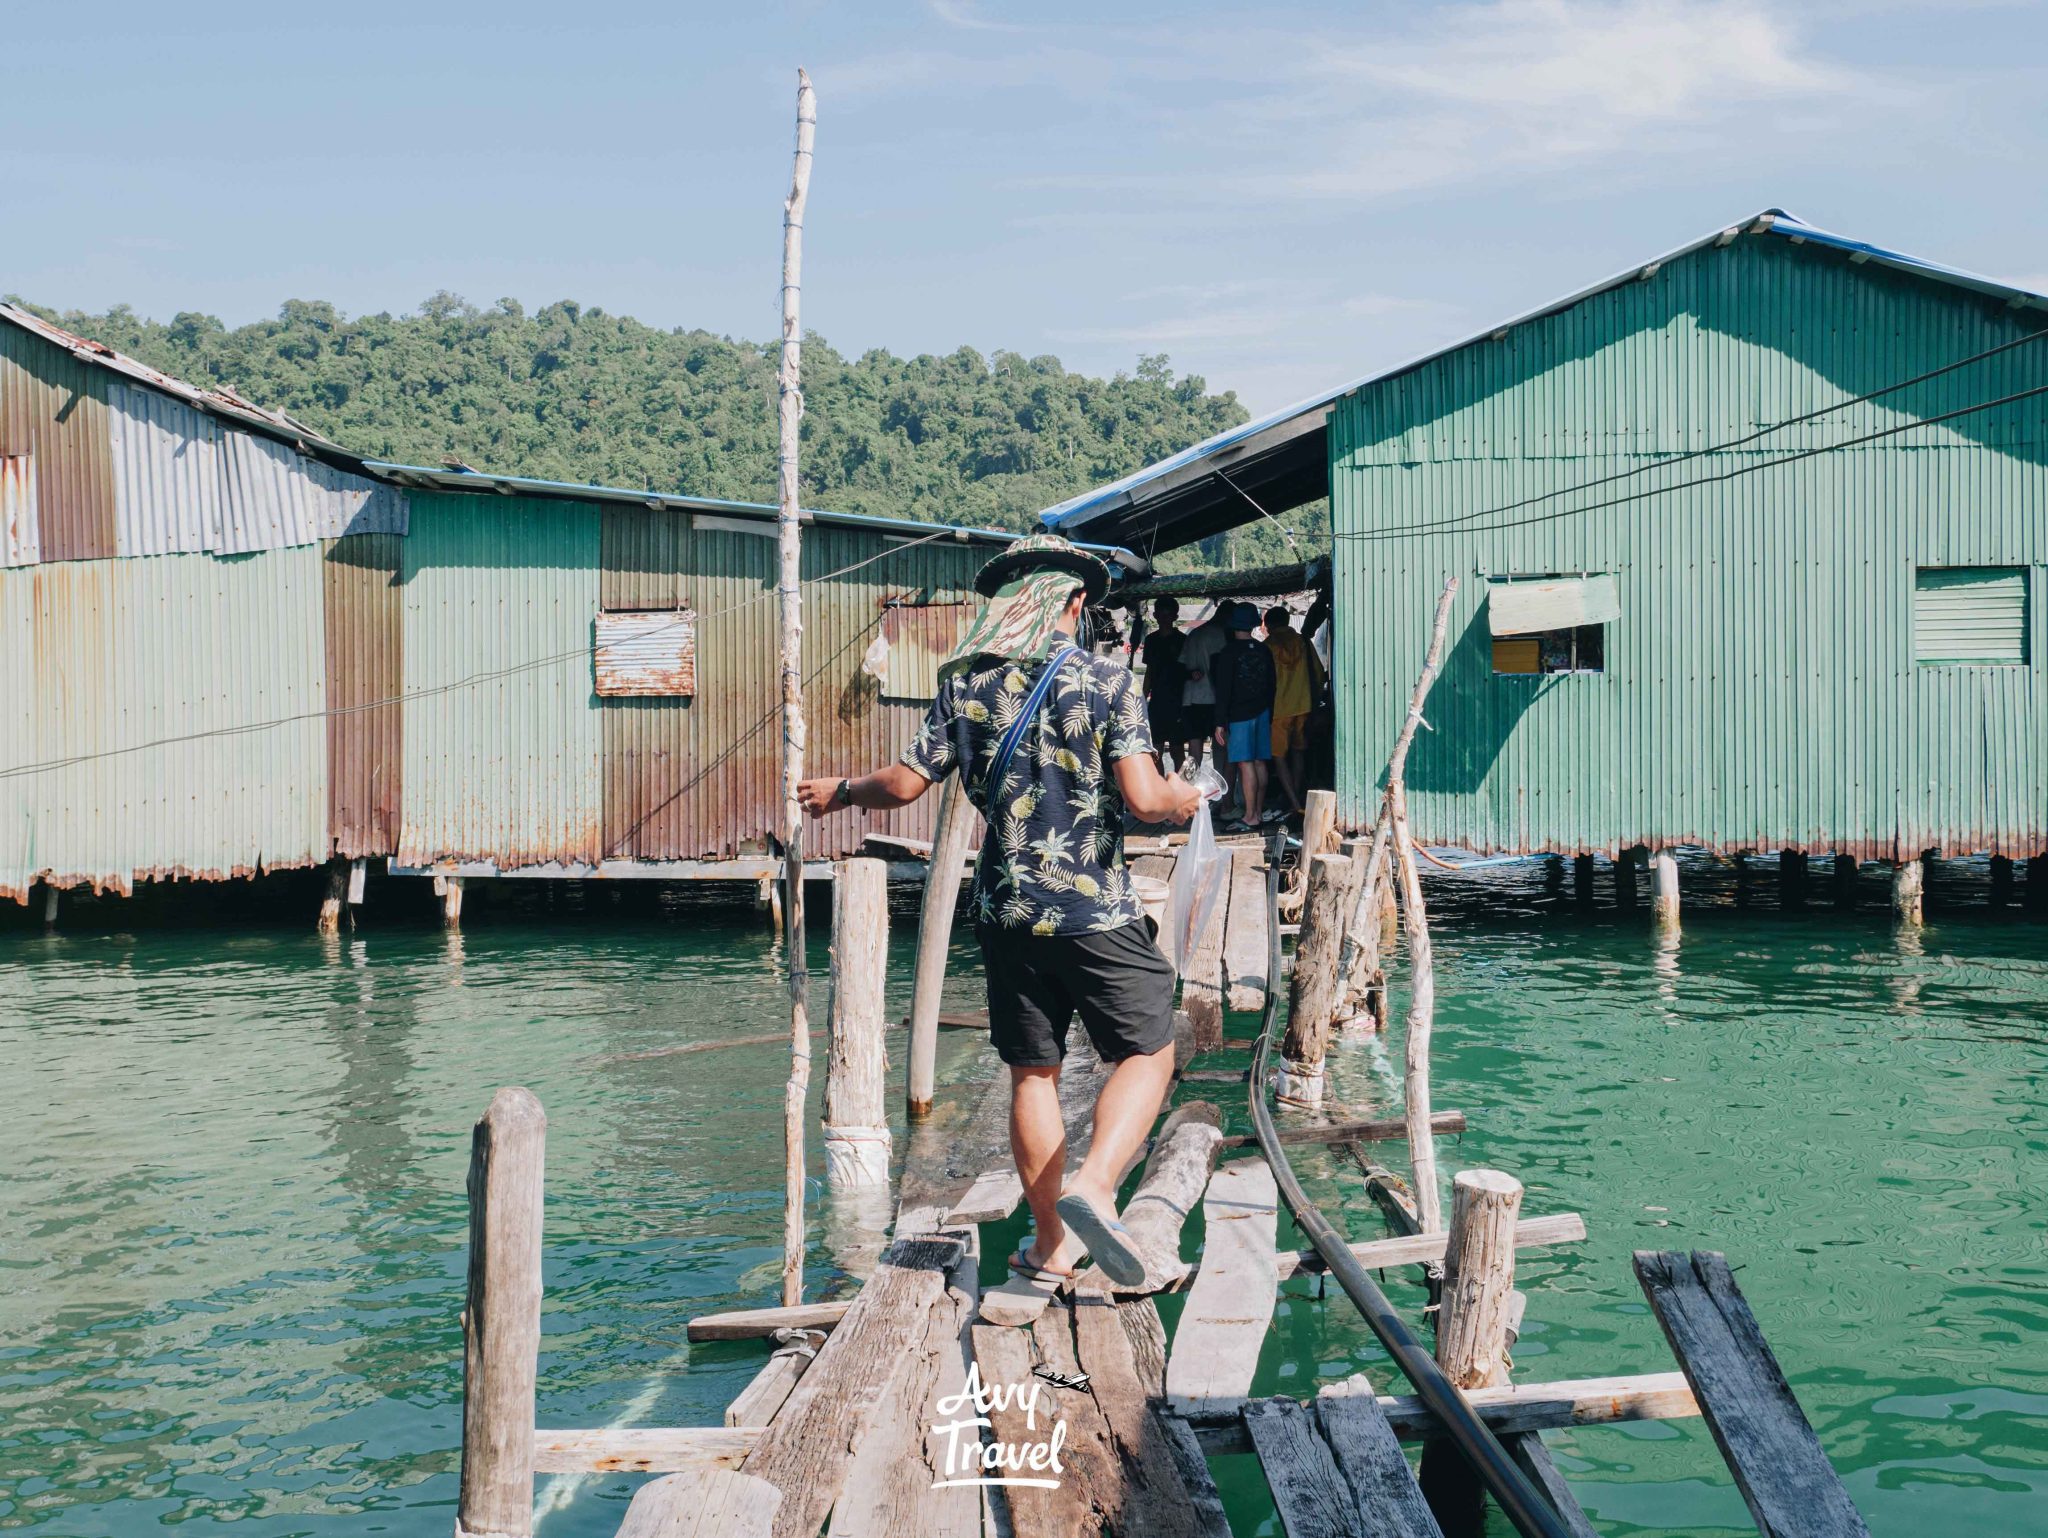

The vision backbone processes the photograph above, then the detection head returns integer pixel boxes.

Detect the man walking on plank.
[798,534,1202,1286]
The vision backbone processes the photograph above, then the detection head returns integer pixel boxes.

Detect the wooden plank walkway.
[1165,1157,1278,1415]
[1221,846,1270,1014]
[1636,1250,1871,1538]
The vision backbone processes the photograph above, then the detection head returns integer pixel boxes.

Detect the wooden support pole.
[442,875,465,929]
[1278,851,1352,1106]
[318,860,347,934]
[1280,788,1338,921]
[1650,849,1680,932]
[1332,814,1392,1031]
[457,1087,547,1538]
[1421,1168,1524,1532]
[823,858,890,1188]
[775,67,818,1311]
[1572,854,1594,905]
[1615,846,1642,907]
[906,776,972,1120]
[1436,1170,1524,1390]
[1780,849,1808,908]
[41,884,58,928]
[2029,853,2048,912]
[1544,855,1564,895]
[1834,853,1858,907]
[1990,855,2015,906]
[1891,856,1925,926]
[347,857,367,906]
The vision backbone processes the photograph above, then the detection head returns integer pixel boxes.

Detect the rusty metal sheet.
[878,600,969,702]
[218,428,408,554]
[0,321,115,562]
[323,534,404,857]
[1,455,37,567]
[595,609,696,696]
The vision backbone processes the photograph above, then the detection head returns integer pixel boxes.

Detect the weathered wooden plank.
[944,1167,1025,1226]
[1165,1157,1278,1415]
[1155,1415,1233,1538]
[971,1317,1106,1538]
[687,1299,851,1343]
[1215,1109,1467,1150]
[533,1427,760,1475]
[615,1469,781,1538]
[1242,1396,1359,1538]
[1505,1432,1601,1538]
[1118,1101,1223,1292]
[723,1344,813,1429]
[1181,843,1229,1049]
[1315,1390,1444,1536]
[1635,1250,1870,1538]
[1072,1293,1215,1538]
[742,1234,966,1538]
[1192,1372,1701,1451]
[1222,847,1270,1013]
[1273,1212,1586,1283]
[829,1237,981,1537]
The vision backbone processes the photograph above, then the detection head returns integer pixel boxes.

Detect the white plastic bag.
[1162,763,1230,972]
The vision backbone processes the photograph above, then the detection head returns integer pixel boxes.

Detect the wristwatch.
[836,777,853,808]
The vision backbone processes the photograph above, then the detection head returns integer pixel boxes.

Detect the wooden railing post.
[457,1087,547,1538]
[824,858,891,1187]
[1420,1167,1525,1530]
[1278,851,1352,1106]
[906,777,972,1120]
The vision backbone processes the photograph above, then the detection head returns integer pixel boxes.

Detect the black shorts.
[1147,696,1184,745]
[976,920,1177,1068]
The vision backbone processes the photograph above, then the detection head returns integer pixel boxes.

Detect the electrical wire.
[0,526,956,783]
[1334,379,2048,545]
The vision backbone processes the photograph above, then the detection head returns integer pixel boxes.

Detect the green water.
[2,864,2044,1535]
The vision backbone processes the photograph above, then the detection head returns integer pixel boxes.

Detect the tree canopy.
[18,292,1329,570]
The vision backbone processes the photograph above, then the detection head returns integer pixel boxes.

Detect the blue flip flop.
[1056,1190,1146,1287]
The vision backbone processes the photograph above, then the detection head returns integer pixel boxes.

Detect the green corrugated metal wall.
[1332,234,2048,859]
[398,492,604,868]
[0,548,330,901]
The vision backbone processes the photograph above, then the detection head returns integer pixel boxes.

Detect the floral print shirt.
[902,647,1157,933]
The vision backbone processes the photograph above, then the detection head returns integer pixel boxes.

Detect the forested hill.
[20,293,1254,539]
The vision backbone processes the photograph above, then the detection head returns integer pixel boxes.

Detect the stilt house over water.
[0,304,1046,905]
[1046,210,2048,863]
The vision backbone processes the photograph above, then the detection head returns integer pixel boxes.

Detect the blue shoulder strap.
[982,645,1079,804]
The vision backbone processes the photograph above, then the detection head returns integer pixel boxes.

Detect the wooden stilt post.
[41,884,58,928]
[1650,849,1680,932]
[1892,855,1925,926]
[1734,853,1751,906]
[1388,577,1458,1235]
[775,67,819,1309]
[1834,853,1858,907]
[2029,853,2048,912]
[1572,854,1594,905]
[442,876,465,929]
[1781,849,1808,909]
[823,858,890,1188]
[347,858,367,907]
[1420,1167,1525,1531]
[1278,851,1352,1106]
[1615,846,1641,907]
[1990,855,2014,907]
[906,776,972,1120]
[1280,789,1338,920]
[457,1087,547,1538]
[1544,855,1564,895]
[318,860,347,934]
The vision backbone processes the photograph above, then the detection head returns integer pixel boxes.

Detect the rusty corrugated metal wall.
[1331,233,2048,859]
[323,534,403,857]
[596,510,986,861]
[0,549,330,902]
[397,492,604,868]
[0,322,116,562]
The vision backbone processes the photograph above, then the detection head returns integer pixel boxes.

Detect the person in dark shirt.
[1138,597,1190,774]
[1212,602,1278,830]
[798,535,1202,1290]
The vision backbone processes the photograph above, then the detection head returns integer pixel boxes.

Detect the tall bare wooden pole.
[776,67,817,1309]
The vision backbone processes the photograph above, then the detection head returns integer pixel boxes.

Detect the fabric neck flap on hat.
[939,569,1083,682]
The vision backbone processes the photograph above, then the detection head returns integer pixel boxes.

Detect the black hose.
[1247,826,1571,1538]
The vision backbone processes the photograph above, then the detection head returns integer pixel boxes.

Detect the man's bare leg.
[1010,1065,1082,1271]
[1060,1044,1176,1220]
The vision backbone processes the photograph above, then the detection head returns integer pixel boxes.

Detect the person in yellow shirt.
[1264,605,1325,816]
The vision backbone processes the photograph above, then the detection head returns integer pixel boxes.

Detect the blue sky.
[5,1,2045,414]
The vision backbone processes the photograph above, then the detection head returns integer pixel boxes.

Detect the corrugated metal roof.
[1040,208,2048,547]
[217,430,408,553]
